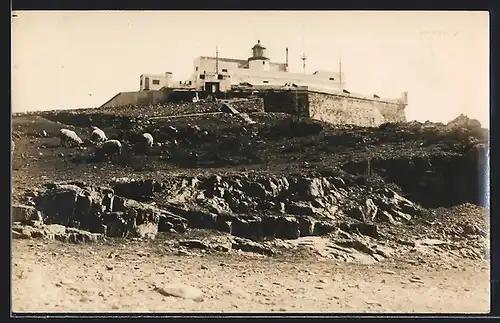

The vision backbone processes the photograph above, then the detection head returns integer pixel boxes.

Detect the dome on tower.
[252,40,266,50]
[249,40,269,61]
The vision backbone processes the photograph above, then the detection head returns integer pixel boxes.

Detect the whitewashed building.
[139,72,193,91]
[139,40,346,93]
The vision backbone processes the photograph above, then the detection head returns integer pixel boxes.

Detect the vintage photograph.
[11,10,490,313]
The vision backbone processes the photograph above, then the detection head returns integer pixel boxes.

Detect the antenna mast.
[285,47,289,72]
[339,56,342,88]
[301,53,307,74]
[215,46,219,74]
[300,33,307,74]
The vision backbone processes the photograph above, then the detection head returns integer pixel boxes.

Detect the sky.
[11,11,489,126]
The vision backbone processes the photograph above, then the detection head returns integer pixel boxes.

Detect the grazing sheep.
[95,139,122,160]
[136,133,153,153]
[59,129,83,147]
[142,133,154,147]
[90,126,107,144]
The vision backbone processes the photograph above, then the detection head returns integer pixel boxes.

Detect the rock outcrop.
[24,172,425,241]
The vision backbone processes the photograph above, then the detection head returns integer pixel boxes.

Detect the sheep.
[95,139,122,160]
[137,133,154,153]
[142,133,154,146]
[59,129,83,147]
[90,126,107,144]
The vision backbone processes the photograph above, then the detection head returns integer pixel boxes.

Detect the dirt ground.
[11,238,489,314]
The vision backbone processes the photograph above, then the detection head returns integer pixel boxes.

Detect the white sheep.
[135,133,154,153]
[59,129,83,147]
[90,126,107,144]
[142,133,154,148]
[95,139,122,160]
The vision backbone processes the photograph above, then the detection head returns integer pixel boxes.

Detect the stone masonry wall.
[308,92,407,127]
[262,90,309,117]
[101,90,171,108]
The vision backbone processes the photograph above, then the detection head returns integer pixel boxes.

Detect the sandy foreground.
[11,238,490,314]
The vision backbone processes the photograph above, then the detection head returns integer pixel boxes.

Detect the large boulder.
[12,205,43,224]
[35,184,82,225]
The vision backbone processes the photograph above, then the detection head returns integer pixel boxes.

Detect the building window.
[196,67,198,71]
[217,74,223,80]
[263,80,269,84]
[140,79,143,85]
[180,81,182,85]
[199,74,205,80]
[188,81,192,85]
[329,77,335,81]
[152,79,160,85]
[222,68,228,72]
[263,61,265,65]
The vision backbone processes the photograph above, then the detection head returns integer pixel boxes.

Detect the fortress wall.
[260,89,310,117]
[377,102,407,123]
[99,87,407,128]
[101,90,171,108]
[307,91,407,127]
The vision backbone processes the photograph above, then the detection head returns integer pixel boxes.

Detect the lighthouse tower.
[248,40,270,72]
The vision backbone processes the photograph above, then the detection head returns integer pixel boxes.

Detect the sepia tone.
[11,11,489,313]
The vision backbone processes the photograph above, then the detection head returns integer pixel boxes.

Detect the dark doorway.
[204,82,220,93]
[144,77,150,91]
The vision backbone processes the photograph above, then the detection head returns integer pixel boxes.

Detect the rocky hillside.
[11,103,489,263]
